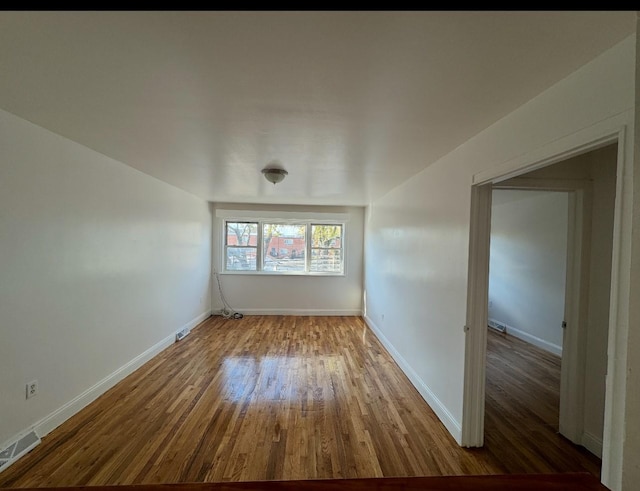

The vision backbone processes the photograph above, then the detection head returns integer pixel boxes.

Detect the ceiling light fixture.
[261,167,288,185]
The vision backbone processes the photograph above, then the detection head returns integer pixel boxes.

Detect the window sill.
[219,270,345,277]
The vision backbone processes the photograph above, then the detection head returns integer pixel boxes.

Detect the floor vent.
[0,430,40,473]
[488,319,507,333]
[175,327,190,342]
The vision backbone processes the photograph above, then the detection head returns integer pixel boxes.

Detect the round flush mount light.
[261,167,288,185]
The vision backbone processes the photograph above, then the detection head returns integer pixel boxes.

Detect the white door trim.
[461,183,492,447]
[560,190,584,440]
[462,119,629,490]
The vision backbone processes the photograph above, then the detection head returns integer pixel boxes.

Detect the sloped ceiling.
[0,11,634,205]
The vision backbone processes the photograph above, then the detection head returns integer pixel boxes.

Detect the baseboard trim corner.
[363,315,463,444]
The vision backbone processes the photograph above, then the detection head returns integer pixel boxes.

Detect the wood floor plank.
[0,317,600,487]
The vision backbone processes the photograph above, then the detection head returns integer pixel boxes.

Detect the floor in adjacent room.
[484,328,599,475]
[0,316,600,487]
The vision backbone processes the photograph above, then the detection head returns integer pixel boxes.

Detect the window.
[311,224,343,273]
[223,220,344,275]
[263,223,306,272]
[225,222,258,271]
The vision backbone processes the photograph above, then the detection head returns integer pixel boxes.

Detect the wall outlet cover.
[26,380,38,399]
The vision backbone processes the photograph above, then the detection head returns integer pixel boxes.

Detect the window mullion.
[306,223,311,273]
[257,221,263,272]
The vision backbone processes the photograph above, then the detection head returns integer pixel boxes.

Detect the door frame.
[461,120,629,489]
[491,180,593,446]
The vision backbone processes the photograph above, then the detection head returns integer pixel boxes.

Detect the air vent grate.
[175,327,190,342]
[0,431,40,473]
[488,319,507,333]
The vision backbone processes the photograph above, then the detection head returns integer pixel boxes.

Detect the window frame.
[261,221,308,274]
[309,223,344,275]
[222,219,345,276]
[224,221,259,272]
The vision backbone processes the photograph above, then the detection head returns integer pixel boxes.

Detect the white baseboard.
[489,318,562,356]
[6,311,212,450]
[582,431,603,458]
[222,309,361,316]
[178,310,212,334]
[363,315,463,444]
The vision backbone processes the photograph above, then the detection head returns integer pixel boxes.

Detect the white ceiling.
[0,11,635,206]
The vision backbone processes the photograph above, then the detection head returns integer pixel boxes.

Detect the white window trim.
[222,219,346,276]
[223,221,260,272]
[216,209,349,222]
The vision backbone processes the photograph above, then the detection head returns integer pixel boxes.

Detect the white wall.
[363,33,635,489]
[0,108,213,448]
[212,203,364,315]
[489,190,568,354]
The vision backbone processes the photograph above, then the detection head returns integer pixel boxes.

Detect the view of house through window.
[263,224,306,272]
[224,220,344,275]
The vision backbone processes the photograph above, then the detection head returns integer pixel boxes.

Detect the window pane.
[226,222,258,246]
[311,225,342,248]
[263,224,306,272]
[311,249,342,273]
[226,247,257,271]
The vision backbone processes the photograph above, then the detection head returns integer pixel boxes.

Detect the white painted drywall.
[363,34,635,489]
[211,203,364,315]
[489,190,568,354]
[0,108,213,448]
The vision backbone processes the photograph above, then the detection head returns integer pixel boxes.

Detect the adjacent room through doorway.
[483,143,618,474]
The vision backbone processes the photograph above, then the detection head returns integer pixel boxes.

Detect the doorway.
[488,188,568,358]
[462,134,623,484]
[484,143,617,469]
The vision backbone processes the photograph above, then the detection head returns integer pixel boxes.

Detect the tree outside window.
[223,220,344,275]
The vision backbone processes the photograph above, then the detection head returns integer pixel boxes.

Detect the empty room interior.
[484,144,618,477]
[1,11,639,491]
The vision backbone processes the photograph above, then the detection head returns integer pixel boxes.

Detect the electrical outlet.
[26,380,38,399]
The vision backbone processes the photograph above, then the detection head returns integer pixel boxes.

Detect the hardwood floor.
[484,329,600,476]
[0,317,600,487]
